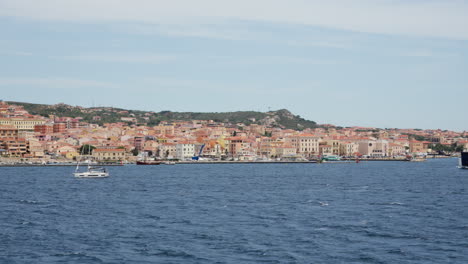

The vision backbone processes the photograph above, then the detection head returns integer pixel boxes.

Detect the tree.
[79,144,96,155]
[131,148,139,156]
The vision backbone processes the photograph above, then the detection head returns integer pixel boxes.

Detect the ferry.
[322,155,341,161]
[458,152,468,169]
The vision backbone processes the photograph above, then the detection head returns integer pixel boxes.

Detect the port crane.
[192,144,206,161]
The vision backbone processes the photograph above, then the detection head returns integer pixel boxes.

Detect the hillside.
[6,101,318,130]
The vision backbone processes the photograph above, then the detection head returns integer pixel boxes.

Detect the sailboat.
[74,145,109,178]
[458,151,468,169]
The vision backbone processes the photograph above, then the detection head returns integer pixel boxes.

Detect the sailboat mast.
[87,144,91,170]
[76,143,85,172]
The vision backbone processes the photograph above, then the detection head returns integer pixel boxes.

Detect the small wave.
[370,202,405,206]
[314,227,329,231]
[358,220,368,225]
[152,249,197,259]
[19,199,39,204]
[387,248,406,255]
[318,201,329,207]
[52,252,105,263]
[53,252,87,257]
[142,214,160,220]
[303,200,329,206]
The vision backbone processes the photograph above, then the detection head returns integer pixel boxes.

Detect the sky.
[0,0,467,131]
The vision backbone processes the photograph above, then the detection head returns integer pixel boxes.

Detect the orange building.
[0,125,18,139]
[34,124,53,134]
[53,123,67,133]
[409,141,426,153]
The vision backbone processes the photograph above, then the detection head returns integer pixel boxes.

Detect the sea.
[1,158,467,263]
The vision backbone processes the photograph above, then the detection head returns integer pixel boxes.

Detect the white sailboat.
[74,145,109,178]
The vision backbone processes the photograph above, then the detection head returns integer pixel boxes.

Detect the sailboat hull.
[74,172,109,178]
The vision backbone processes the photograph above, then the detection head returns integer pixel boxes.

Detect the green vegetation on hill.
[7,101,318,130]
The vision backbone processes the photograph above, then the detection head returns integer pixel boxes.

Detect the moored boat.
[322,155,341,161]
[136,160,162,165]
[74,166,109,178]
[74,145,109,178]
[458,152,468,169]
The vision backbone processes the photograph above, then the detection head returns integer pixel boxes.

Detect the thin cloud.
[141,76,319,94]
[0,77,118,89]
[400,50,459,59]
[53,53,177,64]
[118,23,352,49]
[118,23,259,41]
[206,55,343,66]
[0,0,467,39]
[0,50,33,56]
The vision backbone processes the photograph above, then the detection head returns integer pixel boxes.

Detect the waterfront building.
[286,133,320,158]
[56,145,79,159]
[28,139,46,158]
[274,145,297,158]
[321,139,341,155]
[92,148,126,161]
[340,142,359,156]
[389,143,406,157]
[176,142,196,160]
[319,144,333,156]
[358,140,389,157]
[158,143,177,159]
[2,138,28,157]
[409,141,426,154]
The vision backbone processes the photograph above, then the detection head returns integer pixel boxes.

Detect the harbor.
[0,156,456,167]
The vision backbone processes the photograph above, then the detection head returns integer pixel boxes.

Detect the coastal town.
[0,101,467,165]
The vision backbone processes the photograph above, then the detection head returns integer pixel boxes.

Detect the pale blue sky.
[0,0,467,131]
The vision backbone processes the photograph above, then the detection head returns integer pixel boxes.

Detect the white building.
[286,134,320,158]
[358,140,389,157]
[340,142,359,156]
[176,143,195,160]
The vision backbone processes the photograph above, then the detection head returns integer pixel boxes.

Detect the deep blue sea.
[1,158,468,263]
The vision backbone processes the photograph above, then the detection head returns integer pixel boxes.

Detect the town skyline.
[2,99,467,133]
[1,100,467,162]
[1,1,467,131]
[3,99,468,133]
